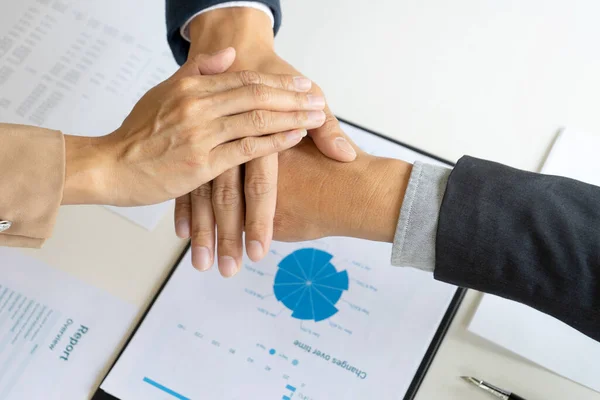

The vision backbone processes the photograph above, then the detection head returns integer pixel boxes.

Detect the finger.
[210,129,308,178]
[212,168,244,278]
[208,85,325,117]
[244,154,277,262]
[169,47,236,81]
[200,71,313,94]
[309,104,358,162]
[174,194,192,238]
[214,110,326,144]
[190,183,216,271]
[193,48,236,75]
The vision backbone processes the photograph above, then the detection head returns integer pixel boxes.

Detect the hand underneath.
[62,49,326,207]
[274,139,412,244]
[180,9,358,277]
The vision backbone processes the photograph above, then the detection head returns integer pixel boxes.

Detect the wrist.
[329,155,412,242]
[62,135,113,205]
[188,7,274,60]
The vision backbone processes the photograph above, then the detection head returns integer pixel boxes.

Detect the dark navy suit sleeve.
[165,0,282,66]
[435,156,600,342]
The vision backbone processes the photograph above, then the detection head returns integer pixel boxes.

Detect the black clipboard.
[93,117,467,400]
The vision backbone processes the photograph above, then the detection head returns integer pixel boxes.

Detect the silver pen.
[461,376,527,400]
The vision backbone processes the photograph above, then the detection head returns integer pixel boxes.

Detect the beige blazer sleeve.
[0,124,65,248]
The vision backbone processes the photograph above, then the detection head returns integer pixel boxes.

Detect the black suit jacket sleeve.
[165,0,282,66]
[435,156,600,341]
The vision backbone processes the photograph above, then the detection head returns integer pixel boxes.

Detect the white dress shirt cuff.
[180,2,275,42]
[391,162,452,273]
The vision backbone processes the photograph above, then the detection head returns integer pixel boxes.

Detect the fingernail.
[175,219,190,238]
[307,95,326,108]
[293,76,312,91]
[247,240,264,261]
[192,246,212,271]
[286,129,307,142]
[308,110,326,122]
[219,256,239,277]
[335,137,357,157]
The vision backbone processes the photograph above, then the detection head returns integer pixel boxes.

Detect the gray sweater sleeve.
[391,162,451,272]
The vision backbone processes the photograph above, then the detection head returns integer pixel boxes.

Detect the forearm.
[274,142,411,243]
[352,155,600,340]
[333,157,449,272]
[62,135,112,205]
[436,156,600,341]
[0,124,65,247]
[0,125,122,248]
[335,156,411,242]
[188,7,274,57]
[305,152,412,243]
[166,0,281,65]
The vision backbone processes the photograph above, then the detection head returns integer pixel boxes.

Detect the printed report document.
[0,248,135,400]
[98,122,461,400]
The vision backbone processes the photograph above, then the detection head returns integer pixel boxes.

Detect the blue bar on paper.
[286,384,296,392]
[282,396,291,400]
[143,377,190,400]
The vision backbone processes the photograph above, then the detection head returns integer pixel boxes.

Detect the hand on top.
[177,8,358,277]
[62,49,325,209]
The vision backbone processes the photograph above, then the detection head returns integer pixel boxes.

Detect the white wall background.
[276,0,600,171]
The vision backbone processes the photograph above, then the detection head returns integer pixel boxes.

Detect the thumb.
[310,106,358,162]
[170,47,236,80]
[193,47,236,74]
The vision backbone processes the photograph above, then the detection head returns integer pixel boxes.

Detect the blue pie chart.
[274,248,349,322]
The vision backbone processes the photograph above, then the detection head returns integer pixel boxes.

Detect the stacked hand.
[273,138,409,245]
[62,49,326,209]
[177,7,359,277]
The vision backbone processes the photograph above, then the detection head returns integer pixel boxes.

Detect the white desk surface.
[26,0,600,398]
